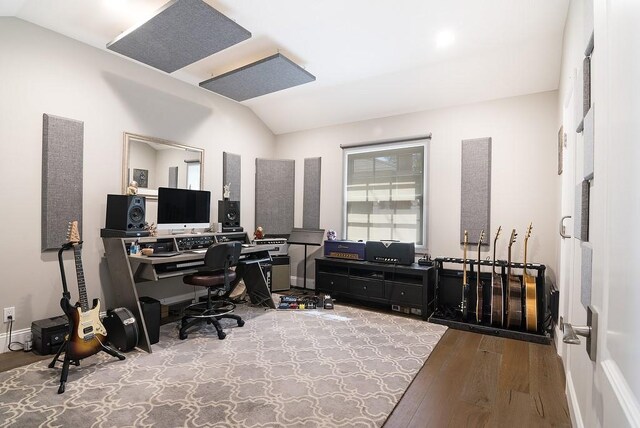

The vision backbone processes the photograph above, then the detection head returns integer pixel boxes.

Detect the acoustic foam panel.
[583,56,591,117]
[106,0,251,73]
[200,53,315,101]
[583,107,594,180]
[574,183,582,240]
[581,180,590,242]
[168,166,178,188]
[42,114,83,251]
[223,152,241,201]
[575,62,584,133]
[460,138,491,245]
[255,159,294,236]
[303,157,321,229]
[581,244,593,307]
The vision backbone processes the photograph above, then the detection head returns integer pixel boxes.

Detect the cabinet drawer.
[316,272,347,293]
[387,281,423,305]
[349,278,384,299]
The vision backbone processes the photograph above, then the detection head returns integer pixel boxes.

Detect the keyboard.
[147,251,182,257]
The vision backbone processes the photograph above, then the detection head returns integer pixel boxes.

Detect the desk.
[102,234,274,353]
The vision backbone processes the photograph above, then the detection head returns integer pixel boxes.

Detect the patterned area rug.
[0,303,446,427]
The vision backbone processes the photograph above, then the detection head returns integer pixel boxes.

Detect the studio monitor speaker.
[218,200,240,229]
[106,194,146,231]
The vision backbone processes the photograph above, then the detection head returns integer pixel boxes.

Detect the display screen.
[157,187,211,229]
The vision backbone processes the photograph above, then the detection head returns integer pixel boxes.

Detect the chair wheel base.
[237,320,245,327]
[179,331,188,340]
[218,332,226,340]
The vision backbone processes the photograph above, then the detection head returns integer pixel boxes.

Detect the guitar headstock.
[508,228,517,248]
[525,222,533,242]
[477,229,485,249]
[494,225,502,245]
[463,230,468,246]
[66,221,81,245]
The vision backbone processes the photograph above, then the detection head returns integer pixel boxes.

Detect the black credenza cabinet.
[315,257,435,320]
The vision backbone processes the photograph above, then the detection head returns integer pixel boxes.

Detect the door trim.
[602,359,640,426]
[567,370,585,428]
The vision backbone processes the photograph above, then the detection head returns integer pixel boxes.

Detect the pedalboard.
[277,295,321,310]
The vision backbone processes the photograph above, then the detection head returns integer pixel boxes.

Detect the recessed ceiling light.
[436,30,455,49]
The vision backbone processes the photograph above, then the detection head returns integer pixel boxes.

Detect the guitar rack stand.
[48,243,125,394]
[428,257,551,344]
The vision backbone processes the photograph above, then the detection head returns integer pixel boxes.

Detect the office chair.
[179,241,245,340]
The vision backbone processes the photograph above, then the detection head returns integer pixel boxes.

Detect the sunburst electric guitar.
[490,226,504,327]
[505,229,523,329]
[475,230,485,324]
[62,221,107,360]
[523,223,538,332]
[461,230,470,322]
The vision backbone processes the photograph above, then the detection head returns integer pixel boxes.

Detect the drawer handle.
[401,291,405,296]
[363,286,367,290]
[330,281,334,285]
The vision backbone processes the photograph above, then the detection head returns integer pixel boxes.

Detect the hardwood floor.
[0,350,49,373]
[384,329,571,427]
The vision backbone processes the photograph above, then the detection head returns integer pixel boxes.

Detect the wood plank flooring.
[384,329,571,427]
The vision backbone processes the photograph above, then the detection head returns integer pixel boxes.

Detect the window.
[343,141,427,246]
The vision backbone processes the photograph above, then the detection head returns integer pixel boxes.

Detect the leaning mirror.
[122,132,204,199]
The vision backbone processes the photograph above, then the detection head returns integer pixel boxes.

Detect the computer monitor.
[157,187,211,231]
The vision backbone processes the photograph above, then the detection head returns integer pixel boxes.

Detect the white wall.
[276,91,559,286]
[0,18,275,334]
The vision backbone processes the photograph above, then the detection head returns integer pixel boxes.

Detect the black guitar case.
[103,307,139,352]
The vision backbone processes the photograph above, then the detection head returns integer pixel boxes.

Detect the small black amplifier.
[365,241,416,265]
[31,316,68,355]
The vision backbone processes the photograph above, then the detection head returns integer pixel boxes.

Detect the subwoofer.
[106,194,146,231]
[218,200,240,231]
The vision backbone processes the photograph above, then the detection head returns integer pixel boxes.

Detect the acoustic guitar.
[475,230,485,324]
[490,226,504,327]
[505,229,523,329]
[523,223,538,332]
[62,221,108,360]
[461,230,469,322]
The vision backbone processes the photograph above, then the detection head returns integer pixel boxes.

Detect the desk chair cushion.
[183,270,237,288]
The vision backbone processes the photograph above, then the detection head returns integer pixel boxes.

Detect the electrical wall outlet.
[3,307,15,323]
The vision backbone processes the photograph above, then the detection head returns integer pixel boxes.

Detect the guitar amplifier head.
[254,238,288,256]
[365,241,416,265]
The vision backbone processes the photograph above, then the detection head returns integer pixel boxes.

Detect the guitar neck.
[73,245,90,312]
[523,239,529,275]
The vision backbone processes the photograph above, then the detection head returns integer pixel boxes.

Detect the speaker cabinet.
[218,200,240,229]
[106,195,146,231]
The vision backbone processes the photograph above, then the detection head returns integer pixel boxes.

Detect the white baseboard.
[566,370,585,428]
[290,276,315,290]
[0,327,32,354]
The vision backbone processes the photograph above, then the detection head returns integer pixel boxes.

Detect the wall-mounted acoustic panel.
[106,0,251,73]
[460,138,491,245]
[583,107,594,180]
[223,152,241,201]
[581,244,593,307]
[583,56,591,118]
[303,157,321,229]
[42,114,84,251]
[255,159,295,236]
[575,62,585,133]
[200,53,315,101]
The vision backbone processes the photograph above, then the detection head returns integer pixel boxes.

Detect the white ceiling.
[1,0,570,135]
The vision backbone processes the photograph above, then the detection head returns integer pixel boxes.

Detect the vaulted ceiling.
[1,0,570,134]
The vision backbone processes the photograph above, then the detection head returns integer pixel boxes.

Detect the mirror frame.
[122,132,204,199]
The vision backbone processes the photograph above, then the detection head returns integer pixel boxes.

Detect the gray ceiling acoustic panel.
[199,53,316,101]
[106,0,251,73]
